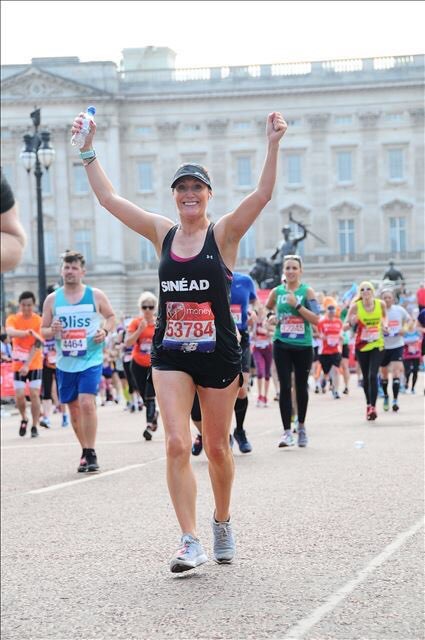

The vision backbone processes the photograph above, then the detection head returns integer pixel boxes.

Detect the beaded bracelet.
[80,148,96,160]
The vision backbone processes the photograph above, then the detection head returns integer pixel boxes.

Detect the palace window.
[389,217,406,252]
[336,151,352,183]
[74,229,93,266]
[137,161,153,192]
[140,237,157,264]
[236,156,252,187]
[338,219,355,255]
[73,164,89,194]
[388,148,404,180]
[287,154,302,185]
[44,230,57,265]
[239,226,256,260]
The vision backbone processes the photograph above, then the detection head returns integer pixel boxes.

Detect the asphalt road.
[1,375,424,640]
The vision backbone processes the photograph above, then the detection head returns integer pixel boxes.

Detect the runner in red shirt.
[5,291,44,437]
[416,283,425,311]
[317,302,343,399]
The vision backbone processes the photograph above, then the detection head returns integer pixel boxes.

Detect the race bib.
[326,334,340,347]
[280,315,305,340]
[12,347,30,362]
[386,320,400,337]
[139,339,152,354]
[361,325,380,343]
[230,304,242,327]
[61,329,87,357]
[47,349,57,364]
[162,302,216,353]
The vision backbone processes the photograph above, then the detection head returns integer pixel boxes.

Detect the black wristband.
[103,328,109,336]
[266,311,275,318]
[295,303,302,311]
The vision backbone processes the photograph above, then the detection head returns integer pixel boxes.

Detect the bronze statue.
[250,212,325,289]
[270,224,307,263]
[383,260,404,284]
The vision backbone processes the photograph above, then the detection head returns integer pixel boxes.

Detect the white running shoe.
[170,534,208,573]
[212,517,235,564]
[278,431,295,447]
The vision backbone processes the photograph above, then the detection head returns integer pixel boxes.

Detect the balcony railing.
[236,250,424,267]
[119,54,423,85]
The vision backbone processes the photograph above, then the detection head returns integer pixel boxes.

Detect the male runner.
[42,251,115,472]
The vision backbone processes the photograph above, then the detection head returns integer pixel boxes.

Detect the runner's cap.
[171,164,212,189]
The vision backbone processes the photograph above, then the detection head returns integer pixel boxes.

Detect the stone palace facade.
[1,48,424,315]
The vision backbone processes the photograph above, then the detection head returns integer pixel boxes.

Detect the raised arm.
[214,112,287,265]
[295,225,308,244]
[71,115,173,254]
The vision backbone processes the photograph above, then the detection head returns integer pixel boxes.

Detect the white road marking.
[26,456,166,495]
[1,440,147,451]
[283,516,425,640]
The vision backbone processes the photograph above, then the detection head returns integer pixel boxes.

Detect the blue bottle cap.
[87,106,96,115]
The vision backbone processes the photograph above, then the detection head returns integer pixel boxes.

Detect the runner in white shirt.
[380,289,412,412]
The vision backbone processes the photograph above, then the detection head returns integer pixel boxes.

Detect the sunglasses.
[360,288,372,292]
[142,305,155,310]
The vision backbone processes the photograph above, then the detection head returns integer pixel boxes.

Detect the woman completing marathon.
[71,109,287,573]
[265,255,320,448]
[345,282,387,421]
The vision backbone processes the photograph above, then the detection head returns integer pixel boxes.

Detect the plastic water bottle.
[71,106,96,148]
[354,440,365,449]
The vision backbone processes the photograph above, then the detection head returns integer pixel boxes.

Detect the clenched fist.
[266,112,287,142]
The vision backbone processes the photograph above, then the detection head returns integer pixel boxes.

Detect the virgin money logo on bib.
[168,302,186,321]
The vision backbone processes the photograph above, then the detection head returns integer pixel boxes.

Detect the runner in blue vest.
[42,251,115,472]
[229,272,257,452]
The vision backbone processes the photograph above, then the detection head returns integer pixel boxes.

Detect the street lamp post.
[20,108,55,307]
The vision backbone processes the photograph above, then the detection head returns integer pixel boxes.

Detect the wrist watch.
[295,303,302,310]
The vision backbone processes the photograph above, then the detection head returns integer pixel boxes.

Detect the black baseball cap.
[171,164,212,189]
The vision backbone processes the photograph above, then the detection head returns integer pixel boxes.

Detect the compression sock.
[392,378,400,400]
[234,397,248,433]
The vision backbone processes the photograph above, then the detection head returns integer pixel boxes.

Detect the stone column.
[52,125,71,257]
[156,121,180,221]
[409,108,424,251]
[358,111,381,251]
[306,113,331,253]
[93,116,124,270]
[206,119,229,220]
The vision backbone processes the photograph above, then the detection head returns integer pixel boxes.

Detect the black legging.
[404,358,420,391]
[41,366,56,400]
[273,341,313,430]
[356,348,383,407]
[123,360,137,394]
[130,360,156,424]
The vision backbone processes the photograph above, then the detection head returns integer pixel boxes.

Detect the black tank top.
[151,223,241,370]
